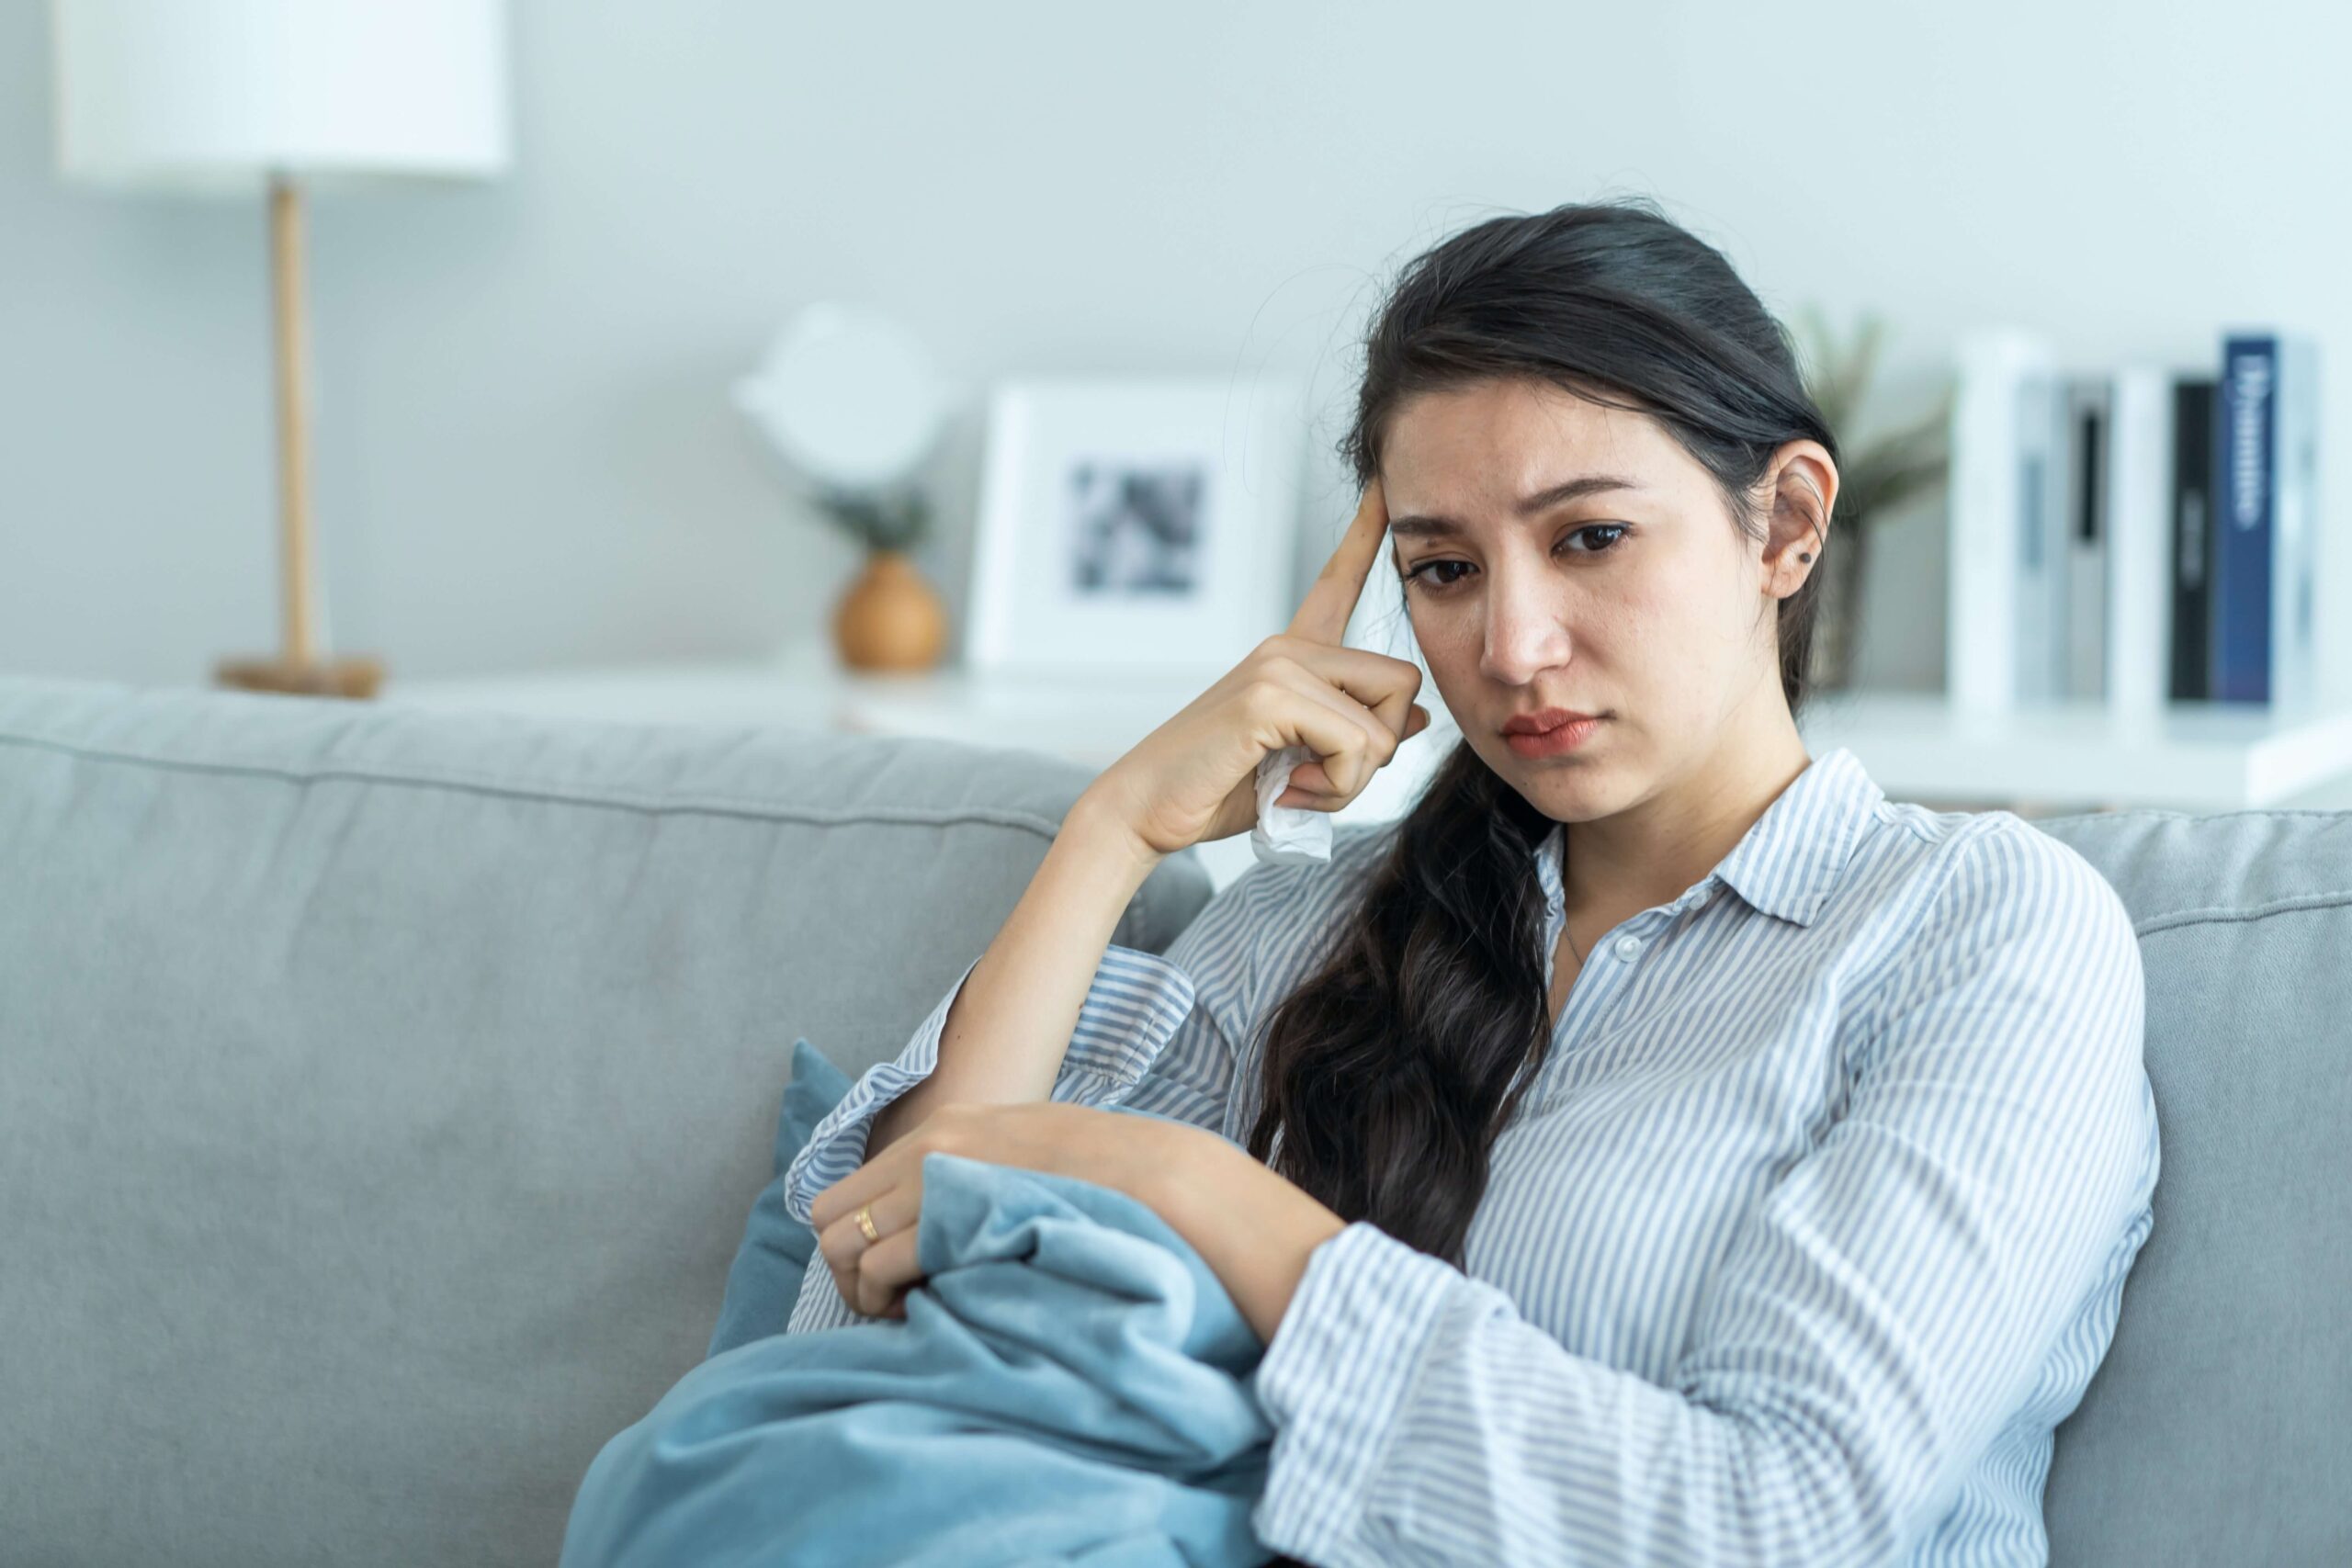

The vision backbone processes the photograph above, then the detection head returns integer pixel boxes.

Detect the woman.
[783,197,2161,1566]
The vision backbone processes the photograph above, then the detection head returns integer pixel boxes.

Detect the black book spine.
[2169,378,2217,700]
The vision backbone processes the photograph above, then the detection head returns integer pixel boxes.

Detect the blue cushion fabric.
[708,1039,854,1359]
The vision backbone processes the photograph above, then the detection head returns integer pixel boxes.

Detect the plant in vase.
[732,302,956,672]
[1791,307,1954,693]
[808,482,947,672]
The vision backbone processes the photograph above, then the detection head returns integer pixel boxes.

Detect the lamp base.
[214,654,386,700]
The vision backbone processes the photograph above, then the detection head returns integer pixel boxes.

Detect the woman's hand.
[807,1100,1167,1319]
[1078,478,1431,862]
[811,1100,1351,1345]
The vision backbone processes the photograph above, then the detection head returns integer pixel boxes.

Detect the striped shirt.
[782,745,2162,1567]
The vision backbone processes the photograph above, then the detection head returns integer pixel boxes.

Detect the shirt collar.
[1529,746,1883,929]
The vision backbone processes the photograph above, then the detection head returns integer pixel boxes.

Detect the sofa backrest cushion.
[2031,807,2351,1568]
[0,675,1211,1568]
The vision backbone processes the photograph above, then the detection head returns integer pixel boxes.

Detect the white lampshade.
[51,0,510,194]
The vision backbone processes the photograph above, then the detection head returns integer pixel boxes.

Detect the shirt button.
[1612,935,1643,961]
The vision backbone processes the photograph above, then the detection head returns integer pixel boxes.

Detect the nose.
[1476,557,1575,686]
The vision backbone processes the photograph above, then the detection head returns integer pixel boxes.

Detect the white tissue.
[1250,744,1334,865]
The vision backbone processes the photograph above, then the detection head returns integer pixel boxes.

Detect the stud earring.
[1799,552,1813,562]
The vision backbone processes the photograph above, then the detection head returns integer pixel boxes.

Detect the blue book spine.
[2211,334,2278,703]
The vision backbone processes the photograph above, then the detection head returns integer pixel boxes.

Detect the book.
[1948,330,2061,715]
[2168,378,2218,701]
[1943,331,2319,717]
[2103,366,2177,716]
[2062,374,2111,701]
[2211,332,2323,708]
[2016,367,2073,705]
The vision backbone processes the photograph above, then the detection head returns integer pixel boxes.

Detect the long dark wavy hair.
[1241,197,1840,1271]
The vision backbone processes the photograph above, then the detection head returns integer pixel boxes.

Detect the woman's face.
[1379,376,1809,822]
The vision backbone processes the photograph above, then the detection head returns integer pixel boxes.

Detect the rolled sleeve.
[1250,1220,1504,1553]
[781,943,1198,1229]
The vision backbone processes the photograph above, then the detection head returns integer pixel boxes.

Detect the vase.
[832,548,947,671]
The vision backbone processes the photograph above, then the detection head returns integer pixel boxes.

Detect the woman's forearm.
[868,792,1166,1157]
[1144,1124,1349,1347]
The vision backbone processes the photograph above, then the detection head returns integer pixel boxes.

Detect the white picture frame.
[966,375,1306,676]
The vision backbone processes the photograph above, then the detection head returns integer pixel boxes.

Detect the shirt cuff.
[781,945,1196,1228]
[782,1241,864,1335]
[1248,1219,1476,1562]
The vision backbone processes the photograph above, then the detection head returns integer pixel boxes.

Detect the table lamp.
[50,0,512,698]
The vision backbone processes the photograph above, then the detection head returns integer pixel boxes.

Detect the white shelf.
[382,637,2352,825]
[1794,688,2352,810]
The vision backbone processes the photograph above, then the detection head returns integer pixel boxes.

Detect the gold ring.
[854,1202,881,1245]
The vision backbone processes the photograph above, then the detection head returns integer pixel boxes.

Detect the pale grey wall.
[6,1,2347,753]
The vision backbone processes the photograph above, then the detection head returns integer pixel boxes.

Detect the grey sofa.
[1,673,2344,1567]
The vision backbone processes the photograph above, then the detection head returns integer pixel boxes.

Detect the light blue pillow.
[707,1038,854,1359]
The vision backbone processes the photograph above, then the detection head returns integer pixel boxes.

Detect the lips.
[1501,707,1600,737]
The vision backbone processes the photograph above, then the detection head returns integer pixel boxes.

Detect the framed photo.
[966,375,1306,675]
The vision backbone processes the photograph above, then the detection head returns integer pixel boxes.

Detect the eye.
[1400,524,1630,594]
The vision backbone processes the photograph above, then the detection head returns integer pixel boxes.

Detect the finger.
[808,1152,905,1234]
[1246,678,1381,799]
[1285,477,1388,646]
[814,1184,918,1278]
[1276,756,1337,798]
[850,1228,919,1317]
[1260,659,1408,795]
[853,1226,922,1317]
[1273,701,1431,806]
[1276,642,1424,742]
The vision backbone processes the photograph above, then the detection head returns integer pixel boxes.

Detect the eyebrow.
[1385,474,1645,541]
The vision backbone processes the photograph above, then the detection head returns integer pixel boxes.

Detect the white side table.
[380,636,1455,892]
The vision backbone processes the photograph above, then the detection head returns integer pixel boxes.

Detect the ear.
[1759,439,1838,601]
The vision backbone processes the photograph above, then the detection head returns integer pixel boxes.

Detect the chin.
[1532,780,1614,819]
[1482,743,1611,807]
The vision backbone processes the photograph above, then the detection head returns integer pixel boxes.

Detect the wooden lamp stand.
[214,175,385,701]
